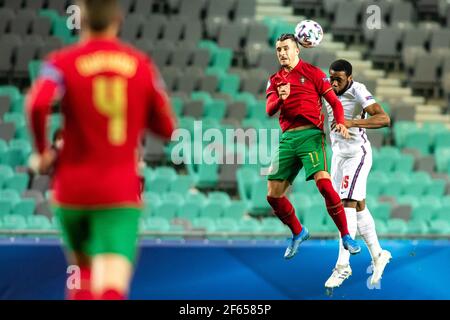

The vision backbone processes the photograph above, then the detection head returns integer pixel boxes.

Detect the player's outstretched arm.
[323,89,350,139]
[345,103,391,129]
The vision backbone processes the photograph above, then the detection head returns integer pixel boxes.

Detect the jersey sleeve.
[354,83,376,109]
[310,65,333,96]
[145,59,176,140]
[26,53,65,154]
[265,77,277,97]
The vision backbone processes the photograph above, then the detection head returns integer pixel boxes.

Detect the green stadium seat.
[191,91,212,103]
[428,220,450,235]
[235,92,256,107]
[192,217,216,232]
[249,179,271,215]
[4,113,25,128]
[374,219,388,235]
[0,140,8,165]
[209,218,238,240]
[0,164,14,188]
[219,74,240,95]
[411,204,435,222]
[375,147,400,172]
[247,100,268,121]
[424,179,446,197]
[153,166,177,180]
[288,192,313,210]
[185,192,208,206]
[170,97,184,116]
[26,215,51,230]
[0,86,21,106]
[11,198,36,216]
[0,200,13,217]
[204,99,227,121]
[53,16,73,44]
[407,220,429,234]
[161,192,185,206]
[153,200,179,220]
[208,191,231,205]
[237,219,262,238]
[366,178,385,197]
[242,118,263,130]
[0,189,20,205]
[211,48,233,71]
[393,121,418,147]
[168,175,195,195]
[144,217,170,235]
[177,200,202,220]
[3,173,29,193]
[435,148,450,172]
[146,176,171,193]
[433,206,450,222]
[371,203,392,222]
[392,153,415,173]
[433,131,450,151]
[29,60,42,83]
[397,195,420,208]
[2,214,27,230]
[237,167,259,201]
[143,192,161,216]
[403,131,430,155]
[402,171,431,196]
[11,95,25,113]
[201,201,225,219]
[223,201,248,220]
[303,204,327,233]
[271,21,296,44]
[386,218,408,234]
[187,162,219,188]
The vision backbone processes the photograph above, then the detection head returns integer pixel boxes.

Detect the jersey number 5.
[93,76,127,146]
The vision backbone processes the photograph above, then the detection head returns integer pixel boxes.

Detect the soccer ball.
[294,20,323,48]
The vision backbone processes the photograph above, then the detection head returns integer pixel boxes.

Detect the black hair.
[330,59,353,77]
[276,33,299,48]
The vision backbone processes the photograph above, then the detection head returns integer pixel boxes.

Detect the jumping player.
[324,59,391,288]
[265,34,361,259]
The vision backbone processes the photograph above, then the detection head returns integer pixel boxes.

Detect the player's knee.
[267,180,287,198]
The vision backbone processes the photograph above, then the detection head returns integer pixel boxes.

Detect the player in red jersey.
[26,0,176,300]
[265,34,360,259]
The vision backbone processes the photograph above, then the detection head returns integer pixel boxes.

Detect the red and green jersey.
[266,59,344,132]
[27,38,175,208]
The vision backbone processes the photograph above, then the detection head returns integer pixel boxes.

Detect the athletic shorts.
[331,144,372,201]
[267,128,329,183]
[54,206,141,263]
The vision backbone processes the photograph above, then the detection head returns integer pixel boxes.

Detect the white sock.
[336,207,357,267]
[357,206,382,260]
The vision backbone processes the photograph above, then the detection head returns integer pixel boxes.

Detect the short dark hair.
[80,0,120,32]
[330,59,353,77]
[276,33,299,48]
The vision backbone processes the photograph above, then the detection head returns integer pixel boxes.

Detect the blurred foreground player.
[324,60,391,288]
[265,34,361,259]
[26,0,176,300]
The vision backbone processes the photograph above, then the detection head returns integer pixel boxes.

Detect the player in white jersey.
[323,60,392,288]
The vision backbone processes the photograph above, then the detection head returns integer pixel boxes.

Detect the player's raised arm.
[346,103,391,129]
[146,61,177,140]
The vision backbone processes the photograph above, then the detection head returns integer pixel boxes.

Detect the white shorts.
[331,144,372,201]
